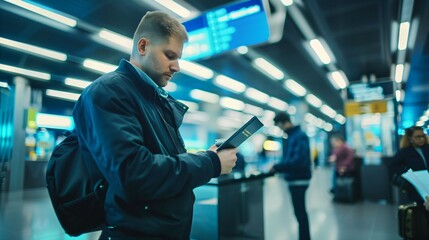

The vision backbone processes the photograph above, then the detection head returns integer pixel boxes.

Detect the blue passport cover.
[216,116,264,151]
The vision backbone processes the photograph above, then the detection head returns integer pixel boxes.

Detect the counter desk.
[191,171,274,240]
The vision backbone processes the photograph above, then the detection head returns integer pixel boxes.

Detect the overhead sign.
[344,101,388,117]
[182,0,270,60]
[346,81,394,102]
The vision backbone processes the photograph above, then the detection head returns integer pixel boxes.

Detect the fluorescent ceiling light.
[304,113,316,123]
[64,77,91,89]
[153,0,191,18]
[0,81,9,88]
[328,70,349,89]
[420,115,428,122]
[281,0,294,6]
[395,89,404,102]
[315,118,325,128]
[36,113,75,130]
[217,116,243,129]
[252,57,284,80]
[245,87,270,103]
[268,97,288,111]
[287,106,296,115]
[309,39,331,64]
[183,111,209,123]
[323,122,333,132]
[398,22,410,50]
[190,89,219,103]
[46,89,80,101]
[0,63,50,80]
[0,37,67,61]
[83,59,117,73]
[219,97,245,111]
[243,104,264,116]
[177,100,198,111]
[237,46,248,54]
[407,18,419,50]
[164,82,177,92]
[179,60,213,80]
[5,0,77,27]
[98,29,133,52]
[335,114,346,124]
[395,64,404,83]
[284,79,307,96]
[321,104,337,118]
[214,75,246,93]
[305,94,322,108]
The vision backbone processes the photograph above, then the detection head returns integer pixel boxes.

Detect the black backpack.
[46,131,108,236]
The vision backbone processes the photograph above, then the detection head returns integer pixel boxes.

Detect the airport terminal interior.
[1,0,429,239]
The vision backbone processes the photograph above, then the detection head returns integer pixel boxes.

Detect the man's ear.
[137,38,149,55]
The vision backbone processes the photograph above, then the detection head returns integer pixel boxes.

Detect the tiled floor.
[0,167,401,240]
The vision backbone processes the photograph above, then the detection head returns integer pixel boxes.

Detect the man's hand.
[209,145,237,175]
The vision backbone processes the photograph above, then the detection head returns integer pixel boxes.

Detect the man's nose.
[171,60,180,73]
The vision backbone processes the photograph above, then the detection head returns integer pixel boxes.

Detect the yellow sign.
[344,101,387,116]
[27,107,38,129]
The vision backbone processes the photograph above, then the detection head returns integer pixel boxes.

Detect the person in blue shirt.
[73,11,238,240]
[270,112,312,240]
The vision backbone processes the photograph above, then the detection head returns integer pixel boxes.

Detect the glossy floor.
[0,167,401,240]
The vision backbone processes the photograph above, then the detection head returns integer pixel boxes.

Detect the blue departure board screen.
[182,0,270,60]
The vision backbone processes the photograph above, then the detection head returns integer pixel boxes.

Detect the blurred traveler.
[72,11,237,240]
[328,134,355,193]
[391,126,428,204]
[270,112,312,240]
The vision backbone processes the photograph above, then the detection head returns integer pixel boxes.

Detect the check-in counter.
[191,172,274,240]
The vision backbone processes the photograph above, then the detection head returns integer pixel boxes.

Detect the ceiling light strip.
[5,0,77,27]
[64,77,92,89]
[0,63,51,80]
[252,57,284,80]
[284,79,306,96]
[214,75,246,93]
[153,0,191,18]
[82,59,117,73]
[0,37,67,61]
[309,39,331,64]
[179,60,214,80]
[46,89,80,101]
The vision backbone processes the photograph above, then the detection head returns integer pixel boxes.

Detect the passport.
[216,116,264,151]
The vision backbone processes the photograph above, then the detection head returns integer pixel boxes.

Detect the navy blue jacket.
[392,144,429,203]
[273,125,312,181]
[73,59,221,239]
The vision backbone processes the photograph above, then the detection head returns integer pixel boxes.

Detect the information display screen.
[346,80,394,102]
[182,0,270,60]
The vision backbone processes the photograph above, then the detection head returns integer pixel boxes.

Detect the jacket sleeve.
[73,80,220,202]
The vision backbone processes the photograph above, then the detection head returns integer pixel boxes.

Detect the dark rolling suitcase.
[398,203,429,239]
[333,176,356,202]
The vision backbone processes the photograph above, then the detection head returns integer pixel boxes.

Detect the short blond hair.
[131,11,188,55]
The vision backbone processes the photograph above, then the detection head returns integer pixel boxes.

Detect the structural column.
[9,76,31,191]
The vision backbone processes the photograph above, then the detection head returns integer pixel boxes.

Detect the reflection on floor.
[0,167,401,240]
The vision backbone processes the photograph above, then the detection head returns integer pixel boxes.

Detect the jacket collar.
[118,59,169,98]
[285,125,301,135]
[117,59,189,127]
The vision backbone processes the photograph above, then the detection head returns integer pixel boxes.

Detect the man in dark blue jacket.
[73,11,237,240]
[270,112,312,240]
